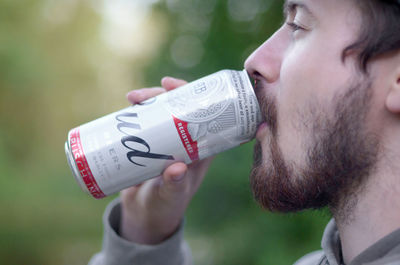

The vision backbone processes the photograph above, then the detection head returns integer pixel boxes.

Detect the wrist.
[120,210,181,245]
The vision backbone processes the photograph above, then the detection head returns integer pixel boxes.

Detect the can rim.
[65,138,90,195]
[241,69,258,102]
[241,68,262,123]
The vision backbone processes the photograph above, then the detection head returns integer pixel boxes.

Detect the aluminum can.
[65,69,261,198]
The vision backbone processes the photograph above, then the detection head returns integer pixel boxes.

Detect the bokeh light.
[0,0,329,264]
[170,35,204,68]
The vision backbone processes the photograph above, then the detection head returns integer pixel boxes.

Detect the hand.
[120,77,213,245]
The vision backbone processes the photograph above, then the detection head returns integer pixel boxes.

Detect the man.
[90,0,400,264]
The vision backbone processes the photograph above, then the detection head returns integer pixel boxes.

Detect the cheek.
[278,35,355,121]
[280,33,354,99]
[274,39,352,164]
[281,42,334,102]
[278,43,324,134]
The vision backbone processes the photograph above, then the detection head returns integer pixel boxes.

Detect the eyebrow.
[283,0,314,19]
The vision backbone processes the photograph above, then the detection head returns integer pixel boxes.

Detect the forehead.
[284,0,314,17]
[283,0,362,28]
[283,0,359,17]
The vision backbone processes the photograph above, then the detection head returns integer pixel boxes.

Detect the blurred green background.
[0,0,330,264]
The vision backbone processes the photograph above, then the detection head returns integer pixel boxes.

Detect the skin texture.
[249,78,379,215]
[246,0,381,214]
[120,0,400,263]
[245,0,400,263]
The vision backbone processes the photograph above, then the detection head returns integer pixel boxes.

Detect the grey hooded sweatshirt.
[89,199,400,265]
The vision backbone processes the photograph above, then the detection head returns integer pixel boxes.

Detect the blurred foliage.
[0,0,330,264]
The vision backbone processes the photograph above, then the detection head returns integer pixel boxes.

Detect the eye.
[286,22,303,32]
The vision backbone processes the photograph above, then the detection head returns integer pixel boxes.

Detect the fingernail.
[162,76,181,83]
[172,173,185,182]
[127,90,142,103]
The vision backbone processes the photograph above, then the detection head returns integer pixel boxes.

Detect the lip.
[255,122,268,140]
[251,75,273,141]
[254,79,267,140]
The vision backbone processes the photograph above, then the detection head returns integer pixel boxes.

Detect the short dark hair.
[343,0,400,73]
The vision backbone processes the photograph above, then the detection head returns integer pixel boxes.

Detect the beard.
[250,78,380,220]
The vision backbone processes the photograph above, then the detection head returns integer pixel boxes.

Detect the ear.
[385,68,400,114]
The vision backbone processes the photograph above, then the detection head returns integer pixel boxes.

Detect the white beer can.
[65,69,261,198]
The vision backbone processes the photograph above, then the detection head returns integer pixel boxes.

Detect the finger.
[121,175,163,203]
[120,184,142,202]
[126,87,166,104]
[163,162,188,183]
[161,77,187,91]
[189,157,214,189]
[159,162,189,198]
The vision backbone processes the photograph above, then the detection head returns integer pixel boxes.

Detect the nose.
[244,29,287,83]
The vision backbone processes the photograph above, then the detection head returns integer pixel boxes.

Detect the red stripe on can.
[172,116,199,161]
[69,128,106,199]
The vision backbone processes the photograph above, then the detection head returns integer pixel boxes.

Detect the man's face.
[244,0,382,214]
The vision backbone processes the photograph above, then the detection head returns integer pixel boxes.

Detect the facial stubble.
[250,79,379,221]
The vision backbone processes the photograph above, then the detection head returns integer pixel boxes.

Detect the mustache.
[254,81,278,137]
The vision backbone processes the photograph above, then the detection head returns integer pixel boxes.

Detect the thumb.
[161,77,187,91]
[160,162,189,198]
